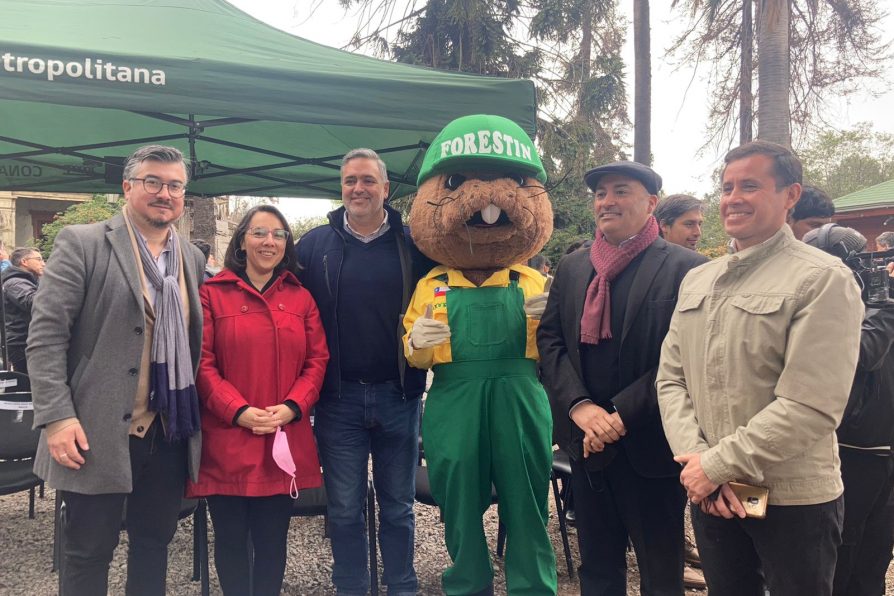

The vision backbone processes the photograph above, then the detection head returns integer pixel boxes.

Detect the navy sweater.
[295,205,435,400]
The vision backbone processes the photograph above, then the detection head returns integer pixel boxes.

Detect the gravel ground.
[2,487,892,595]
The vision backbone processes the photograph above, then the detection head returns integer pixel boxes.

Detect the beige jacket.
[657,226,864,505]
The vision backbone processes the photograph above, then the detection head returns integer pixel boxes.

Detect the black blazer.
[537,238,707,478]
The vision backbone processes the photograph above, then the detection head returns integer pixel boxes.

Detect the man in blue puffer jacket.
[295,148,434,596]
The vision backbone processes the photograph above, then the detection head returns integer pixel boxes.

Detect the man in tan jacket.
[657,140,864,596]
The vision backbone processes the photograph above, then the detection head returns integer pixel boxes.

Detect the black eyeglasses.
[130,177,187,198]
[247,227,290,242]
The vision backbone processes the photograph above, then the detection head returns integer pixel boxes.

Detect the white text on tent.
[1,53,166,86]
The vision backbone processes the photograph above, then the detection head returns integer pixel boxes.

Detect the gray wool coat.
[28,213,204,495]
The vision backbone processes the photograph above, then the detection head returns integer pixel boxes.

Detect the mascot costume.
[402,114,557,595]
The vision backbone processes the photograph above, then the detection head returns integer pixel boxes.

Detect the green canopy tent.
[0,0,537,199]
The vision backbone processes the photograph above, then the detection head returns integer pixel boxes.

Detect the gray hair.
[10,247,39,267]
[654,194,703,227]
[122,145,189,182]
[877,231,894,250]
[341,148,388,182]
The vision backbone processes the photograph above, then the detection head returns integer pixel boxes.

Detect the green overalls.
[423,274,557,595]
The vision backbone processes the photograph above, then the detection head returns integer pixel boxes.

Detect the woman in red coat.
[187,204,328,596]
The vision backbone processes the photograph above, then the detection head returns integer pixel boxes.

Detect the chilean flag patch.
[434,286,450,298]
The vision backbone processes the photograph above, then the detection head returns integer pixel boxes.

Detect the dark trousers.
[692,495,843,596]
[833,450,894,596]
[570,448,685,596]
[59,418,187,596]
[206,494,294,596]
[8,344,27,375]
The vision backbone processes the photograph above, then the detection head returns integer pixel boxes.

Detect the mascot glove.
[524,292,549,319]
[410,316,451,350]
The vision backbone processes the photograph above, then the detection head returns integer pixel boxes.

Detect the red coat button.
[241,306,248,313]
[278,304,285,310]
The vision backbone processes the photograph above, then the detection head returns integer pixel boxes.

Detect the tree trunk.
[756,0,791,147]
[633,0,651,165]
[740,0,754,144]
[578,1,592,118]
[190,195,217,254]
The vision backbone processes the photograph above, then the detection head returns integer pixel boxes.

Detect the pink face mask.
[273,427,299,499]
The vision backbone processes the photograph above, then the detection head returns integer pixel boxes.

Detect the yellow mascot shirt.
[402,264,545,370]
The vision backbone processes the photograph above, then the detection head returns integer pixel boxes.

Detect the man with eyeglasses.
[296,148,433,596]
[28,144,206,596]
[1,247,45,374]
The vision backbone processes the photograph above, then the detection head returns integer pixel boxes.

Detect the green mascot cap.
[416,114,547,186]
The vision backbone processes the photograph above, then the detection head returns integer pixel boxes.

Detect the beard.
[141,201,180,228]
[146,215,173,228]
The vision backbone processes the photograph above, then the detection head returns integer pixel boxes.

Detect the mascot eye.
[508,173,526,186]
[445,174,466,190]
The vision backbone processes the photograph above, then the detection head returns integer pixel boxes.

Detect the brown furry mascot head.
[410,115,553,283]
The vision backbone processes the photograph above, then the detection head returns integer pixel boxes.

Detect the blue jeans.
[315,380,420,595]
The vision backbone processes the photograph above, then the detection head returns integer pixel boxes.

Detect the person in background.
[0,245,11,272]
[651,194,708,589]
[190,239,215,280]
[804,224,894,596]
[787,184,835,240]
[528,253,552,279]
[873,232,894,278]
[187,205,328,596]
[2,247,45,374]
[875,231,894,251]
[654,194,704,251]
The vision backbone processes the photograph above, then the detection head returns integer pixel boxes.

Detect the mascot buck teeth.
[403,114,557,595]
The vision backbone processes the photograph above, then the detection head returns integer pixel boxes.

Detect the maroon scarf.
[580,217,659,344]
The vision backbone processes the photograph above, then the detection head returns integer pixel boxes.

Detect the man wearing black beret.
[538,160,707,595]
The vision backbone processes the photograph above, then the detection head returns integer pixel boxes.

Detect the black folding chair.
[0,371,41,518]
[550,449,575,577]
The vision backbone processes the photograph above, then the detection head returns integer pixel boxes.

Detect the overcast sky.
[226,0,894,218]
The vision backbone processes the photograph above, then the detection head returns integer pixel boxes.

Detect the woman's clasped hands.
[236,404,297,434]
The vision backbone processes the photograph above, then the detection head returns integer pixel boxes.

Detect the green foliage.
[339,0,630,264]
[801,123,894,199]
[537,116,601,264]
[290,215,329,238]
[528,0,629,263]
[38,194,123,258]
[342,0,542,77]
[697,192,729,257]
[289,200,341,239]
[392,1,542,77]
